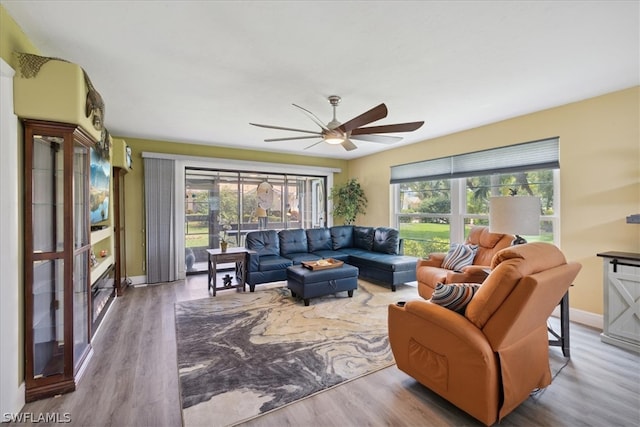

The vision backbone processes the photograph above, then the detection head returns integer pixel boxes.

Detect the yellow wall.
[350,87,640,315]
[0,5,39,388]
[117,137,348,278]
[0,6,40,64]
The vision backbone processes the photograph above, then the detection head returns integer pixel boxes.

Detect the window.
[141,151,340,279]
[184,168,327,273]
[391,138,560,257]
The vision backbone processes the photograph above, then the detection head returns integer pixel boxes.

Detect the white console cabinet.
[597,252,640,353]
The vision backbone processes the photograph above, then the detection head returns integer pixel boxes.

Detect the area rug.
[175,280,417,427]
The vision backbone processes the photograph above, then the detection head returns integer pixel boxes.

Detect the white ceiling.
[2,1,638,160]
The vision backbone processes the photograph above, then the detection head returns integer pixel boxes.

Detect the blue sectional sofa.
[245,225,418,292]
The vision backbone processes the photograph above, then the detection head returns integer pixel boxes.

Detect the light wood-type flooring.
[13,273,640,426]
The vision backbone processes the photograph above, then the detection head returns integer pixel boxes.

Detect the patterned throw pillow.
[442,243,478,271]
[430,282,481,314]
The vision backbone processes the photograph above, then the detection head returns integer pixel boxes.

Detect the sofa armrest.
[417,252,446,268]
[247,252,260,272]
[446,265,491,284]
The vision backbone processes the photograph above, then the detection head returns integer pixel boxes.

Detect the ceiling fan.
[250,95,424,151]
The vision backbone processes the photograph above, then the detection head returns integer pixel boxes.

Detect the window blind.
[390,137,559,183]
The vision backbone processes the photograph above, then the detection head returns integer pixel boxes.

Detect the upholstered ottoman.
[286,264,359,306]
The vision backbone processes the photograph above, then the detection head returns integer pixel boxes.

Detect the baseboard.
[551,306,603,330]
[129,275,147,286]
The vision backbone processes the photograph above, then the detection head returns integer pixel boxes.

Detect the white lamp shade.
[489,196,541,236]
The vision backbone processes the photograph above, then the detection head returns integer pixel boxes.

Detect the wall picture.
[90,146,111,225]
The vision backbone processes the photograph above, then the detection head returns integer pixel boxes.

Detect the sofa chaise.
[245,225,418,292]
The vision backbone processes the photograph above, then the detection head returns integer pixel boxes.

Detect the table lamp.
[489,196,541,245]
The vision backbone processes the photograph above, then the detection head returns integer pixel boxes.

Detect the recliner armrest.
[417,252,446,268]
[446,265,491,284]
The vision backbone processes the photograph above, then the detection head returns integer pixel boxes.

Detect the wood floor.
[14,274,640,427]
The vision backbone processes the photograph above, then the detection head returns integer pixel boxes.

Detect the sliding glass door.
[185,169,326,274]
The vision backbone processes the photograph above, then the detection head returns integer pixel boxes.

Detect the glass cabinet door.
[30,134,66,379]
[32,136,65,253]
[72,142,90,368]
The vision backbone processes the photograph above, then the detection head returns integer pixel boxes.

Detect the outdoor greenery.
[399,222,552,258]
[185,171,554,257]
[399,170,554,218]
[397,170,555,257]
[330,178,368,225]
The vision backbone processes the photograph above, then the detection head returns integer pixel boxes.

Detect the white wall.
[0,58,24,416]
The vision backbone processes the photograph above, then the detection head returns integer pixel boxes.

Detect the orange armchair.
[389,242,581,425]
[416,226,514,299]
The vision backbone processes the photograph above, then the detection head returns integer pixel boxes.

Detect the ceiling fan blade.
[250,123,321,135]
[341,138,358,151]
[304,140,325,150]
[337,103,388,133]
[265,135,322,142]
[350,121,425,135]
[292,104,330,131]
[349,134,403,144]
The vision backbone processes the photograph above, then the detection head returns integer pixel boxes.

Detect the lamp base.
[512,235,528,245]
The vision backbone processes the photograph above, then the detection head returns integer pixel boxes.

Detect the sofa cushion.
[279,229,308,256]
[283,252,322,264]
[430,282,481,314]
[310,249,350,262]
[347,251,417,272]
[331,225,354,250]
[245,230,280,257]
[373,227,399,254]
[306,228,333,252]
[257,255,294,272]
[442,243,478,271]
[353,226,375,251]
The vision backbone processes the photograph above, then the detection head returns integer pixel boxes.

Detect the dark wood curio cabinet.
[23,120,94,402]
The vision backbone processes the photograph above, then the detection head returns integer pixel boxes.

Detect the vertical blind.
[390,137,559,183]
[144,157,178,283]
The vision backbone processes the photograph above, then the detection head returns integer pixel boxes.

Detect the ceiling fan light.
[324,136,345,145]
[324,128,345,144]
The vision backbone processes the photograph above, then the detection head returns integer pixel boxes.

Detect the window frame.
[391,169,560,254]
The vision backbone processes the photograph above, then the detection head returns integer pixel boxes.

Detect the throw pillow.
[430,282,481,314]
[442,243,478,271]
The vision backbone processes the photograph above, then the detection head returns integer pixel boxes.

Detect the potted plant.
[330,178,368,225]
[219,223,231,252]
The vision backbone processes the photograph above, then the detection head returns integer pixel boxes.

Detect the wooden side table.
[206,248,252,296]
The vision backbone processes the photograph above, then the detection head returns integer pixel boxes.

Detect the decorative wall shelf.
[91,255,114,284]
[14,54,103,142]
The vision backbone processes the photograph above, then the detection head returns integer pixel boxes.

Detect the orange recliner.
[388,243,581,426]
[416,226,514,299]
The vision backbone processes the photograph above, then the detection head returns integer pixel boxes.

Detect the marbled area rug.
[175,280,417,427]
